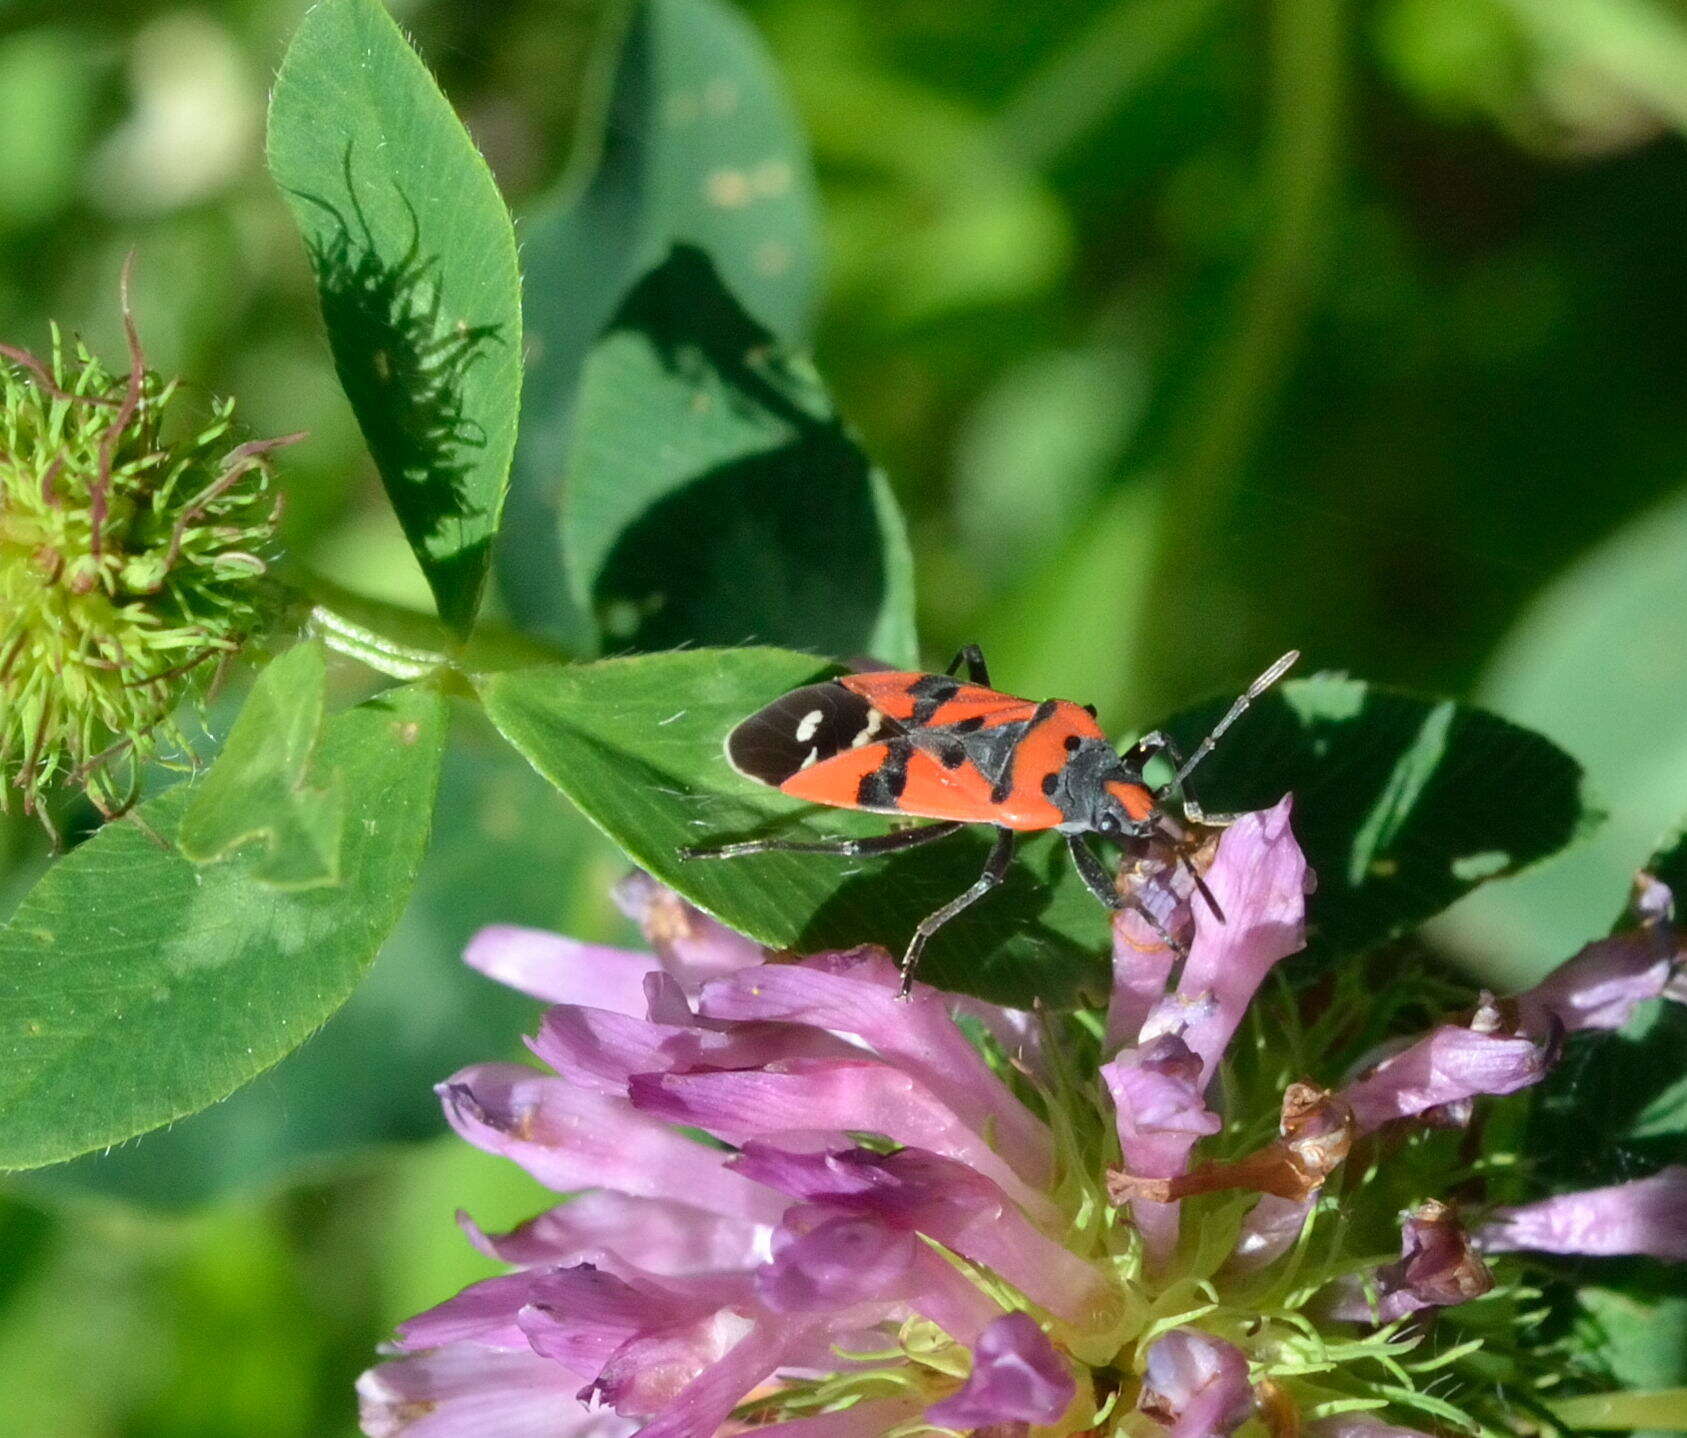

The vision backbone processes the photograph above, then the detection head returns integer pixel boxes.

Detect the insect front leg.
[944,644,992,687]
[679,821,965,862]
[1066,834,1190,957]
[898,826,1014,998]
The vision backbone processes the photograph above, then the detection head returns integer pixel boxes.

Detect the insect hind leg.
[679,821,964,862]
[898,827,1014,998]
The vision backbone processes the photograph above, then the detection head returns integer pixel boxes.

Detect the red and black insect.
[681,646,1298,994]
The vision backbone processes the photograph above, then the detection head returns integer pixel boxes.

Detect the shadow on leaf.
[291,146,506,596]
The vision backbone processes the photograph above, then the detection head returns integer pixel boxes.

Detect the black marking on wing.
[985,700,1060,805]
[856,740,912,808]
[726,682,902,787]
[908,673,962,725]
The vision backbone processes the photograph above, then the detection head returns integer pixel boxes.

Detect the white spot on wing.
[851,708,885,747]
[799,748,820,769]
[795,709,824,743]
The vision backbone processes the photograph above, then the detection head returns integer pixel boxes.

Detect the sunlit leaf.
[0,684,445,1171]
[268,0,523,634]
[177,641,343,889]
[21,716,626,1208]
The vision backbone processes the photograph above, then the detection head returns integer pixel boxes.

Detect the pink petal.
[357,1344,635,1438]
[1104,1034,1222,1178]
[697,948,1054,1187]
[437,1064,785,1225]
[456,1192,763,1275]
[1141,799,1310,1084]
[1516,917,1681,1036]
[729,1143,1115,1330]
[1226,1195,1315,1273]
[633,1316,819,1438]
[528,1003,852,1096]
[465,926,658,1014]
[1140,1328,1255,1438]
[588,1308,759,1419]
[516,1264,709,1379]
[614,872,764,985]
[1477,1167,1687,1261]
[1339,1025,1546,1134]
[628,1059,1056,1222]
[1108,845,1200,1049]
[1103,1033,1222,1271]
[925,1311,1076,1428]
[394,1271,547,1352]
[757,1209,919,1312]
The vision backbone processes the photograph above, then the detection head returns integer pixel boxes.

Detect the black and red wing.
[725,681,906,789]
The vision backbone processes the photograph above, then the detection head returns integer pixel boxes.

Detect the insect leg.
[1066,834,1191,956]
[1122,729,1245,829]
[944,644,992,686]
[679,821,964,862]
[898,826,1014,997]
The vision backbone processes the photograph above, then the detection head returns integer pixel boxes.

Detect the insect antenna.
[1170,649,1299,793]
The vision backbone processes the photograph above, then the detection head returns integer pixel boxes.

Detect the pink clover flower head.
[360,799,1687,1437]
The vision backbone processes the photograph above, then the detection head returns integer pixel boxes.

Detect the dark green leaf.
[1155,673,1596,959]
[0,684,445,1172]
[19,715,628,1208]
[499,0,822,646]
[267,0,523,634]
[177,641,343,889]
[480,650,1105,1008]
[565,247,917,662]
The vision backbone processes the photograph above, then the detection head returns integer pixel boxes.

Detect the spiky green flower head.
[0,286,296,827]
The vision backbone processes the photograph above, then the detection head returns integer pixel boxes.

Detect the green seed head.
[0,289,295,824]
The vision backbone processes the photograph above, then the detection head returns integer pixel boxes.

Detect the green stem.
[1138,0,1344,710]
[1546,1388,1687,1431]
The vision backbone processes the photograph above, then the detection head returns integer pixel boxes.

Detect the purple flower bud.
[1515,878,1682,1035]
[924,1312,1076,1428]
[1324,1201,1492,1324]
[1140,1328,1255,1438]
[1103,1033,1222,1269]
[1339,1021,1547,1134]
[1477,1167,1687,1261]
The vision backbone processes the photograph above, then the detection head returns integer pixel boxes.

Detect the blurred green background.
[2,0,1686,1430]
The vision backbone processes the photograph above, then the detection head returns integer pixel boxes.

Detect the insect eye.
[1097,812,1120,836]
